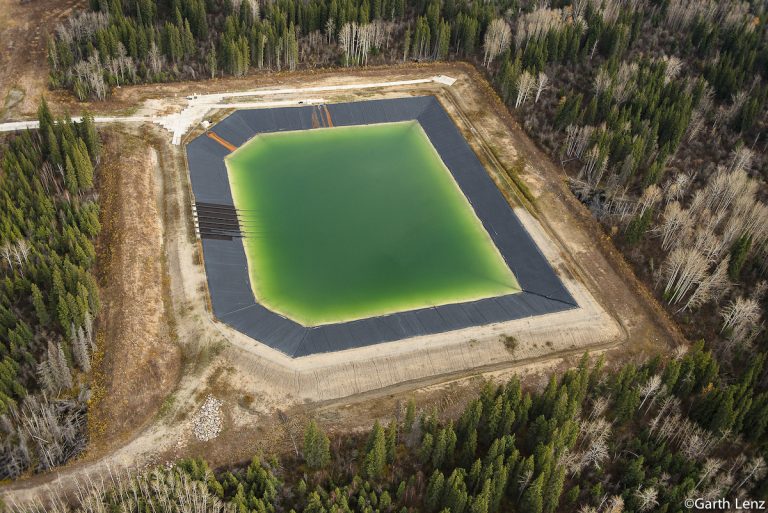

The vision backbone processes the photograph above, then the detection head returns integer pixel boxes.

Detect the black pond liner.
[185,96,577,358]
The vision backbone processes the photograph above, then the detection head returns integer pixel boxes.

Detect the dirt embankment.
[89,129,181,452]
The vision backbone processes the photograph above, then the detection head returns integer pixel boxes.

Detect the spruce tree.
[425,469,445,512]
[520,473,544,513]
[364,421,387,478]
[64,155,79,195]
[206,45,217,78]
[303,420,331,470]
[37,97,54,135]
[443,469,469,513]
[31,284,49,326]
[469,480,490,513]
[432,428,447,468]
[80,111,101,159]
[729,234,752,279]
[404,399,415,432]
[47,125,63,167]
[419,432,434,464]
[543,465,566,513]
[385,420,397,463]
[74,140,94,190]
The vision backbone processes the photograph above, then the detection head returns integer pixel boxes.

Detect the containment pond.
[226,121,520,325]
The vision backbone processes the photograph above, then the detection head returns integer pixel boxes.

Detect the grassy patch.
[158,393,176,419]
[239,394,255,409]
[0,87,25,120]
[182,336,225,372]
[503,335,519,354]
[503,155,536,206]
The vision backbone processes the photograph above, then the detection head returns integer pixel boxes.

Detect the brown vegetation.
[0,0,84,120]
[89,128,181,451]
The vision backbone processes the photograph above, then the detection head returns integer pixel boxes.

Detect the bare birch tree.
[514,7,569,49]
[635,487,658,512]
[534,72,549,103]
[721,296,761,344]
[563,125,594,160]
[681,256,730,311]
[483,19,511,68]
[514,71,535,108]
[638,375,662,410]
[1,241,15,272]
[661,247,709,304]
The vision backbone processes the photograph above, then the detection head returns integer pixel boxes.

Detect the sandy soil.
[0,64,685,505]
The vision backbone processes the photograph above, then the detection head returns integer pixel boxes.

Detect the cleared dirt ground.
[0,0,86,121]
[0,64,686,505]
[88,128,182,452]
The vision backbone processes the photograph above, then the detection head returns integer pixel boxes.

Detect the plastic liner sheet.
[186,96,577,357]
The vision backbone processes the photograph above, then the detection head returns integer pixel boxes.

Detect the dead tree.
[483,18,511,68]
[514,71,535,108]
[721,296,761,344]
[534,72,549,103]
[661,247,709,304]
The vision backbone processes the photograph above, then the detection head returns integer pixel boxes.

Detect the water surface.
[226,121,519,325]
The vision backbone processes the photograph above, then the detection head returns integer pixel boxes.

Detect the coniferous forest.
[0,102,102,479]
[15,348,768,512]
[2,0,768,510]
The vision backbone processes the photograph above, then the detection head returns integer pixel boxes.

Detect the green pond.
[225,121,519,326]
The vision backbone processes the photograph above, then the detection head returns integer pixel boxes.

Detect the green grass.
[226,121,519,325]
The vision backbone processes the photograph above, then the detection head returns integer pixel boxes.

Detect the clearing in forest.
[186,96,576,357]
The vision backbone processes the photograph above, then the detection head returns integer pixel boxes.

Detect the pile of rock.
[192,395,223,441]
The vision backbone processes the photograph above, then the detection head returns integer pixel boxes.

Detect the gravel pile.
[192,396,223,441]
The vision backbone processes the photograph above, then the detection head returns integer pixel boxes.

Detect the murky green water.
[226,121,519,325]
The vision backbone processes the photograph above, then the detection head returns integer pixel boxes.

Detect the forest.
[12,348,768,512]
[0,102,102,479]
[4,0,768,506]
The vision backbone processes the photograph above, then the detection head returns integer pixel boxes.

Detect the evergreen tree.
[386,420,398,463]
[74,140,95,190]
[206,45,217,78]
[79,111,101,159]
[303,420,331,470]
[425,469,445,512]
[364,421,387,479]
[31,284,50,326]
[46,125,63,167]
[404,399,415,431]
[729,234,752,279]
[520,473,544,513]
[37,97,54,135]
[64,155,79,195]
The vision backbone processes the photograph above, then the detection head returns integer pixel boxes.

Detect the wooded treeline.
[513,0,768,406]
[13,349,768,513]
[0,101,102,479]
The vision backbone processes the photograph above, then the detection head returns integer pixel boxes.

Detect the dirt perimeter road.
[0,63,685,507]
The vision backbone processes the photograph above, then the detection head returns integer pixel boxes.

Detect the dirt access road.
[0,63,686,509]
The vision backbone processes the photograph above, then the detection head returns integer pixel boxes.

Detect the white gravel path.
[0,75,457,145]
